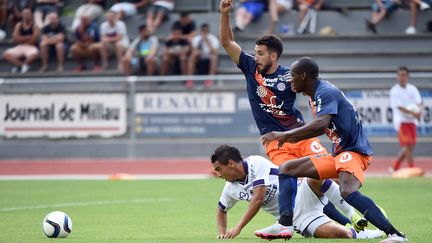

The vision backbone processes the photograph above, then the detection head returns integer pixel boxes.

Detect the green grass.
[0,177,431,243]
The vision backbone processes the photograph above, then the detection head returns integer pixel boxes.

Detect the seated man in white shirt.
[98,10,129,70]
[211,144,384,240]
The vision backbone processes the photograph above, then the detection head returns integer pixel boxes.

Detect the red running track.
[0,157,431,177]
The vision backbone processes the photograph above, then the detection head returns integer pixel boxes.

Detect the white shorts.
[277,0,293,10]
[293,179,332,237]
[110,3,137,17]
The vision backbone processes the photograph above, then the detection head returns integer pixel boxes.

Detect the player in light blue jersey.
[260,57,408,243]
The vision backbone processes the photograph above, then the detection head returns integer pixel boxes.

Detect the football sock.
[392,161,401,170]
[278,173,297,226]
[321,179,355,219]
[345,191,404,237]
[323,202,350,225]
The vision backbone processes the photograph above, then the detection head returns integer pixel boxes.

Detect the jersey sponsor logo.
[339,152,353,163]
[259,96,286,116]
[263,77,278,87]
[310,141,324,153]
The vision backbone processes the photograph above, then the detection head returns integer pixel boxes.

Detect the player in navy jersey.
[219,0,367,236]
[260,57,408,243]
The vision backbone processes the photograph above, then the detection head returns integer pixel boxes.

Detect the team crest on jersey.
[256,86,268,98]
[277,82,286,91]
[339,152,352,163]
[310,141,324,153]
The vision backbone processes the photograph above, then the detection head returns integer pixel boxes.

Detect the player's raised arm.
[219,0,241,65]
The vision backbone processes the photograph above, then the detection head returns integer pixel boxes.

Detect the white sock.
[322,179,355,219]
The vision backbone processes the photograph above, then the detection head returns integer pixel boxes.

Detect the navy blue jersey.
[237,51,304,135]
[310,79,373,156]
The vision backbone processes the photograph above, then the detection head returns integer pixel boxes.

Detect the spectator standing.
[159,25,189,75]
[39,12,66,72]
[34,0,61,29]
[71,0,106,31]
[389,66,423,172]
[3,8,39,73]
[70,15,101,71]
[146,0,174,33]
[99,10,129,70]
[110,0,149,20]
[121,24,158,76]
[365,0,401,34]
[188,23,219,87]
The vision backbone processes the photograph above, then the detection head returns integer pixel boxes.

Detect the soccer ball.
[42,211,72,238]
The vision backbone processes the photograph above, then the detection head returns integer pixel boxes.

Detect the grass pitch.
[0,177,431,243]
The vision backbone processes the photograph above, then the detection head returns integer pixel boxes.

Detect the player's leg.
[336,152,407,241]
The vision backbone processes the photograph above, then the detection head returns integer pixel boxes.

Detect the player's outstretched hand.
[220,0,233,13]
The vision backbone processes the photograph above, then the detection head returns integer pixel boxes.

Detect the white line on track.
[0,198,175,212]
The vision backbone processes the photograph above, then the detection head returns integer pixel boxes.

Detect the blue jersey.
[238,51,304,135]
[310,79,373,156]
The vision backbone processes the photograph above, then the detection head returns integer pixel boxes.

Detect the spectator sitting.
[34,0,60,29]
[121,24,158,76]
[405,0,431,34]
[187,23,219,88]
[39,12,66,72]
[99,10,129,71]
[70,15,101,71]
[3,8,39,73]
[268,0,293,34]
[146,0,174,33]
[365,0,401,34]
[233,0,266,32]
[159,25,190,75]
[171,11,196,42]
[71,0,106,31]
[6,0,33,33]
[110,0,149,20]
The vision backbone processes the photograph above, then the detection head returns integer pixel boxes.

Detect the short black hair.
[255,35,283,59]
[201,23,209,29]
[139,24,147,31]
[180,12,190,18]
[295,56,319,79]
[397,66,409,74]
[210,145,243,165]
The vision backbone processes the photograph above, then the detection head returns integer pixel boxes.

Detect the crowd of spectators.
[0,0,430,82]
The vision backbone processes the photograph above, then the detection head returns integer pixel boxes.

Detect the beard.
[257,61,272,75]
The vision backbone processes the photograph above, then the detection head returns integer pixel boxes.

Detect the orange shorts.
[265,137,328,166]
[309,151,372,184]
[399,122,416,146]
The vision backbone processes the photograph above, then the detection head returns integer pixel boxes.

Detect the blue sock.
[278,173,297,226]
[345,191,403,237]
[323,202,351,225]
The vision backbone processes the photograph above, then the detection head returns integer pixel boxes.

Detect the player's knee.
[336,229,352,239]
[340,187,356,199]
[279,162,295,175]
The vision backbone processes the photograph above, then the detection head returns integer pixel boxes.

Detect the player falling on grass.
[212,144,384,240]
[260,57,408,243]
[218,0,366,235]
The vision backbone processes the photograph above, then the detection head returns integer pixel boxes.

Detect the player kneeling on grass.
[211,144,384,240]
